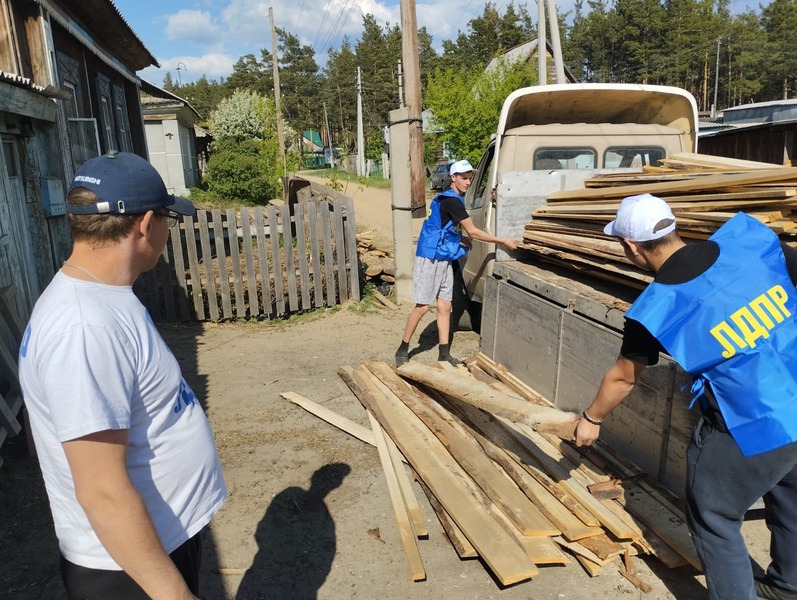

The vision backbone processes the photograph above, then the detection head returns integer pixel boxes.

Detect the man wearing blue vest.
[395,160,517,366]
[574,193,797,600]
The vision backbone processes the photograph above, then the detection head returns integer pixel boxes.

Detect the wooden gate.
[134,197,361,321]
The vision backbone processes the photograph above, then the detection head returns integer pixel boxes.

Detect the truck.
[457,82,702,495]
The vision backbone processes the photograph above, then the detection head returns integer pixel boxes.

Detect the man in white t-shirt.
[18,151,226,600]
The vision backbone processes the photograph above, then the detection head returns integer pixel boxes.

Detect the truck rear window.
[534,148,596,170]
[604,146,666,168]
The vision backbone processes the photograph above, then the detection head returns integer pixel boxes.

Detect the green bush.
[203,139,277,205]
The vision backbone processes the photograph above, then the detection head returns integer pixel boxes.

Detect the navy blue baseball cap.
[67,151,196,216]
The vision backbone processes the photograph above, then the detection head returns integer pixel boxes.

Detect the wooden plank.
[182,216,205,320]
[307,201,325,308]
[351,366,537,585]
[158,244,176,321]
[384,432,427,536]
[548,168,797,201]
[369,363,560,537]
[554,536,613,566]
[345,196,361,301]
[268,204,285,315]
[254,208,273,317]
[212,210,232,319]
[197,211,218,321]
[333,199,349,302]
[416,478,478,558]
[321,203,336,305]
[267,205,285,315]
[239,208,260,317]
[397,362,578,437]
[0,285,25,342]
[373,289,398,310]
[226,209,245,318]
[0,391,22,436]
[502,419,642,540]
[294,203,312,310]
[577,533,626,561]
[368,412,426,581]
[282,208,299,312]
[169,220,191,320]
[444,394,604,540]
[280,391,376,447]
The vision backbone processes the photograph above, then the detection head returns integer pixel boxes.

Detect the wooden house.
[140,80,202,196]
[0,0,157,462]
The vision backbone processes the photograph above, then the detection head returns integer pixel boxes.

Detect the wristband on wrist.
[582,410,604,426]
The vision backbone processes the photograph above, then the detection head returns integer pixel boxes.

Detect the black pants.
[60,531,203,600]
[686,417,797,600]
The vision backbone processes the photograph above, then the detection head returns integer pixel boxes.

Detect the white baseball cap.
[603,193,676,242]
[449,160,475,176]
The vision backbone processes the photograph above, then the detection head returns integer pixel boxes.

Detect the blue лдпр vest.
[415,189,468,262]
[626,212,797,457]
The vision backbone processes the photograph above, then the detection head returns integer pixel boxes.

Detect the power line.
[311,1,334,53]
[293,0,306,35]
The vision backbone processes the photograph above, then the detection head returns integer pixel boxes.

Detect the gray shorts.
[412,256,453,304]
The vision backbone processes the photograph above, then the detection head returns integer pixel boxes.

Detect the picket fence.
[134,197,360,322]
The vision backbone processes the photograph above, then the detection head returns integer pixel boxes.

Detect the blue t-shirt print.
[174,379,198,414]
[19,324,31,358]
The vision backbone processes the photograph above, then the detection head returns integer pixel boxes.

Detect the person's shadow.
[235,463,351,600]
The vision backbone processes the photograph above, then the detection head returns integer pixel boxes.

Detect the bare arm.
[458,217,518,251]
[575,354,647,447]
[63,430,198,600]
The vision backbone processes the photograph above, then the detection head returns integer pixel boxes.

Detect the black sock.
[397,341,409,353]
[438,343,451,360]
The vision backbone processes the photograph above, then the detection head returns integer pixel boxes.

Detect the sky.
[111,0,763,87]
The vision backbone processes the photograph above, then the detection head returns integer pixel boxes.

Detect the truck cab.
[461,83,698,302]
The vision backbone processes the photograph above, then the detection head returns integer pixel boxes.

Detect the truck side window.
[604,146,666,168]
[534,148,596,169]
[466,145,495,210]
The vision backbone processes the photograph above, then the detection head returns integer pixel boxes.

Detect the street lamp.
[176,62,187,86]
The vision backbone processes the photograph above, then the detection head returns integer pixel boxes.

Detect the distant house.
[0,0,158,454]
[140,80,202,196]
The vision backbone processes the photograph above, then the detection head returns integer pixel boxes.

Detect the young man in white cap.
[574,193,797,600]
[395,159,517,366]
[19,151,226,600]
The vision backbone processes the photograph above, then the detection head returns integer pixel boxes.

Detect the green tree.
[202,91,282,204]
[226,51,273,96]
[425,59,537,164]
[760,0,797,100]
[323,39,358,151]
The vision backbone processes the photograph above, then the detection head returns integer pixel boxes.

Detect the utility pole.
[712,38,721,119]
[545,0,565,83]
[323,101,335,168]
[397,59,405,108]
[269,7,286,177]
[356,66,366,177]
[537,0,547,85]
[399,0,425,218]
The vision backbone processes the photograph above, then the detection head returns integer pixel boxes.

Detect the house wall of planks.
[134,198,361,322]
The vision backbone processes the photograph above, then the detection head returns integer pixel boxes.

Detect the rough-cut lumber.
[368,362,559,537]
[367,412,426,581]
[373,289,398,309]
[438,393,604,541]
[384,433,427,537]
[416,478,477,558]
[351,365,538,585]
[547,167,797,200]
[397,362,578,438]
[503,420,642,541]
[281,391,376,446]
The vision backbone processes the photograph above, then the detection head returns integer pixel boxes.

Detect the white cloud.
[140,53,237,85]
[165,9,220,43]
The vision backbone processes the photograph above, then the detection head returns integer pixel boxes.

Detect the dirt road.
[0,177,773,599]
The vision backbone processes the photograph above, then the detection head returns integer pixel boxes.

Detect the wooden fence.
[0,285,26,467]
[134,197,361,321]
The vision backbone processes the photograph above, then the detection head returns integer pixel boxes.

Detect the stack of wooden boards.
[523,153,797,289]
[281,356,701,587]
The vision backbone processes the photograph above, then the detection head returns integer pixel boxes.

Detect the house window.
[67,118,100,170]
[95,73,116,152]
[56,52,84,117]
[112,84,133,152]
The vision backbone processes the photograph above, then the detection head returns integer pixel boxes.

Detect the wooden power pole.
[399,0,425,217]
[269,7,286,175]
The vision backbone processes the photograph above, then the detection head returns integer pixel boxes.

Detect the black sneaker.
[756,578,797,600]
[439,355,462,366]
[395,349,409,367]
